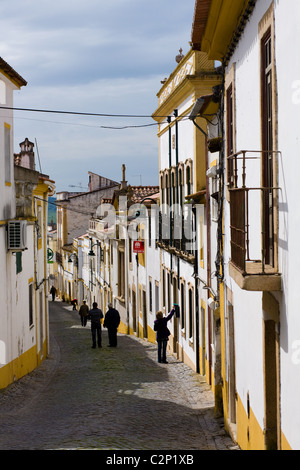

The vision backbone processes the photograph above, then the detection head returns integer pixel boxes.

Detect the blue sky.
[0,0,196,192]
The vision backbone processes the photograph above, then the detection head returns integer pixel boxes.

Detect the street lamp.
[88,237,104,261]
[88,237,98,257]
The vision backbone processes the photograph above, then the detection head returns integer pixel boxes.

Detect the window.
[179,167,183,208]
[186,166,191,196]
[4,123,11,183]
[162,268,166,308]
[180,282,185,331]
[118,247,125,300]
[171,170,176,207]
[128,239,132,264]
[167,272,171,312]
[226,85,234,185]
[149,278,152,313]
[110,243,113,265]
[211,176,218,221]
[155,281,159,314]
[29,284,34,327]
[261,28,274,266]
[148,211,152,247]
[160,174,165,205]
[188,287,194,340]
[0,80,6,104]
[16,252,22,274]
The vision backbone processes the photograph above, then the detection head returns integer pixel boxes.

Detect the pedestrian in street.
[50,285,57,301]
[78,300,89,327]
[104,303,120,347]
[88,302,104,348]
[154,307,175,364]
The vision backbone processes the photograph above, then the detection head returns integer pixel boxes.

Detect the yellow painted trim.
[236,393,265,450]
[118,321,127,336]
[194,116,207,191]
[200,0,250,61]
[0,69,24,89]
[0,344,39,390]
[281,432,292,451]
[147,327,156,344]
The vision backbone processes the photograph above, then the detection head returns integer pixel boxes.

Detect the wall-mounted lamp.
[207,297,216,310]
[206,166,218,178]
[88,237,98,256]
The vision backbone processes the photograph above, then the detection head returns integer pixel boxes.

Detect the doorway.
[263,319,280,449]
[227,302,236,425]
[132,289,137,333]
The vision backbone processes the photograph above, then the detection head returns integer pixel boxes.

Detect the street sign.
[47,248,54,264]
[133,241,144,253]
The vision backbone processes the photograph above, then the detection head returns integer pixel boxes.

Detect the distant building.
[0,56,55,390]
[55,172,119,302]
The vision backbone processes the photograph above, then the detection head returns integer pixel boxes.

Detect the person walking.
[104,303,120,347]
[154,307,175,363]
[50,285,57,301]
[78,300,89,327]
[88,302,104,348]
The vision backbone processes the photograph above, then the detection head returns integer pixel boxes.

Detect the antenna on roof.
[35,138,42,173]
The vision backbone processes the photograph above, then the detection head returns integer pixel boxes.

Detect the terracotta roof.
[191,0,212,49]
[0,57,27,87]
[128,186,160,203]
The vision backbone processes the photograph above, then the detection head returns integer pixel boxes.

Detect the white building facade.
[0,59,54,389]
[191,0,300,450]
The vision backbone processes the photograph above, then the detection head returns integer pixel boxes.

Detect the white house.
[192,0,300,450]
[0,56,56,389]
[152,48,222,375]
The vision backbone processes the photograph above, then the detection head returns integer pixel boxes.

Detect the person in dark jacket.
[154,308,175,363]
[50,285,56,301]
[104,303,120,347]
[88,302,104,348]
[78,300,89,327]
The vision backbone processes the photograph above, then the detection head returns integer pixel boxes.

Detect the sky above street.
[0,0,196,192]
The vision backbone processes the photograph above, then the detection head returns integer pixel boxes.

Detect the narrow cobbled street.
[0,300,238,451]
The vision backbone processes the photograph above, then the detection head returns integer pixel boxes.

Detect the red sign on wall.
[133,241,144,253]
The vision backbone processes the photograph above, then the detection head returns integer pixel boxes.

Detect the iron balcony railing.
[228,150,281,275]
[158,211,195,256]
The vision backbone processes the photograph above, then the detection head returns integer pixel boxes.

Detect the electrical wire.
[35,196,96,216]
[0,105,169,119]
[11,115,159,130]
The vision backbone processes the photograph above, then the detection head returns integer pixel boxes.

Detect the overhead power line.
[0,105,169,119]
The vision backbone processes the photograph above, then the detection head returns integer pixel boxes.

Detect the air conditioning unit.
[7,220,27,251]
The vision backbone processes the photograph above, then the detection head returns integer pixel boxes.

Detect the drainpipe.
[168,116,172,247]
[174,109,179,206]
[192,204,200,374]
[168,116,173,292]
[190,118,212,383]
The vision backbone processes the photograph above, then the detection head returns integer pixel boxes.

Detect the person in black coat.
[104,303,121,347]
[154,308,175,363]
[88,302,104,348]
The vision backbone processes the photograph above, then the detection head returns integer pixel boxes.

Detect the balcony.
[157,210,196,263]
[228,150,281,291]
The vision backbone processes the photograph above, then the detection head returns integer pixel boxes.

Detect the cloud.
[1,0,196,191]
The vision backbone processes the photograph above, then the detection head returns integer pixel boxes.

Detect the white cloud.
[1,0,196,191]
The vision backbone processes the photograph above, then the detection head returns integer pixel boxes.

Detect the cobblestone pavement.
[0,300,239,451]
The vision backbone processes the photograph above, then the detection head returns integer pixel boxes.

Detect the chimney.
[120,164,127,190]
[15,138,35,170]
